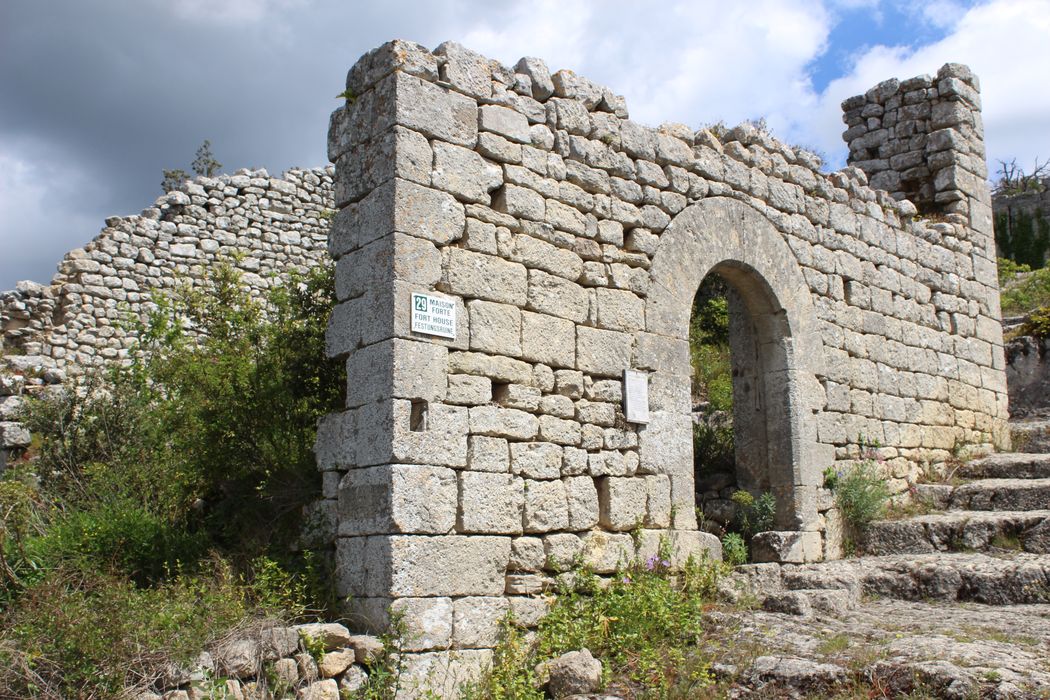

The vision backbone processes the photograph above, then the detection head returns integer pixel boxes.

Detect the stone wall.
[843,63,988,218]
[0,167,334,366]
[317,39,1008,685]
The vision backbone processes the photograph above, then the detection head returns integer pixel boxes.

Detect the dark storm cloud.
[0,0,482,288]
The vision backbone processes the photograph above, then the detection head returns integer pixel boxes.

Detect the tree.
[191,139,222,178]
[160,140,223,193]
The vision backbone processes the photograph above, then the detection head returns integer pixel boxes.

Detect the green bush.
[0,564,251,697]
[1001,263,1050,316]
[729,490,776,540]
[22,500,208,586]
[720,532,748,566]
[827,458,890,551]
[692,421,734,474]
[1021,305,1050,338]
[465,554,725,698]
[0,262,344,697]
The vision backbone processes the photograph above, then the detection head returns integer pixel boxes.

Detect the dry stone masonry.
[314,39,1009,688]
[0,36,1016,698]
[0,167,334,366]
[843,64,988,218]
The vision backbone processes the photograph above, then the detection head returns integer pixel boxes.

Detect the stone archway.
[640,197,830,538]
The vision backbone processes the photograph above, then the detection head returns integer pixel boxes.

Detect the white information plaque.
[623,369,649,424]
[410,292,457,339]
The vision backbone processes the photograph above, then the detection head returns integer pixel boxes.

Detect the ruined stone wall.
[843,64,988,219]
[0,167,334,366]
[317,39,1008,686]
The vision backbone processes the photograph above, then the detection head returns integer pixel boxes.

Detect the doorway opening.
[690,263,795,560]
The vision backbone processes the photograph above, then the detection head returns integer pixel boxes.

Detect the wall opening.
[691,262,797,543]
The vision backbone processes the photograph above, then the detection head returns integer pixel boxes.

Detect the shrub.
[827,456,891,551]
[692,421,734,474]
[1021,305,1050,338]
[464,554,727,698]
[0,564,256,697]
[1001,264,1050,315]
[729,490,776,540]
[721,532,748,566]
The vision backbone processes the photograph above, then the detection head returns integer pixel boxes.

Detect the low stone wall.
[1,167,334,367]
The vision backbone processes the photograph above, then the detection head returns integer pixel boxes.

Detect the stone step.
[863,510,1050,555]
[956,452,1050,479]
[728,552,1050,607]
[1011,419,1050,453]
[915,478,1050,511]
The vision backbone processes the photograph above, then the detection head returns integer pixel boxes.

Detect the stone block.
[336,231,440,302]
[314,411,356,470]
[336,535,511,598]
[467,435,509,472]
[575,400,616,427]
[580,531,634,573]
[431,141,503,204]
[510,442,563,480]
[554,370,585,398]
[494,383,540,411]
[577,326,633,377]
[509,597,550,628]
[333,126,432,206]
[539,394,575,418]
[390,71,479,147]
[447,374,492,406]
[564,476,599,530]
[644,474,672,528]
[523,479,569,533]
[595,288,644,332]
[469,405,539,440]
[329,178,465,257]
[345,339,448,408]
[543,532,584,570]
[751,531,823,564]
[510,536,546,571]
[562,446,589,475]
[338,464,457,536]
[479,105,531,144]
[493,184,545,220]
[527,269,589,322]
[468,300,521,356]
[458,471,524,534]
[521,311,575,368]
[634,529,722,567]
[511,234,584,280]
[390,597,453,652]
[434,41,493,99]
[450,351,532,383]
[452,596,510,648]
[395,649,493,700]
[354,399,468,468]
[538,415,582,446]
[444,248,527,305]
[598,477,648,531]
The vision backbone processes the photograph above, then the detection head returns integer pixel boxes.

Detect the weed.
[826,449,891,550]
[721,532,748,566]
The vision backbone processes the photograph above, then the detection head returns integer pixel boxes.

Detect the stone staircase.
[727,420,1050,611]
[716,423,1050,697]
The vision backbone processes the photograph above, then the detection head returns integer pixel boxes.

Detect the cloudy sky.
[2,0,1049,290]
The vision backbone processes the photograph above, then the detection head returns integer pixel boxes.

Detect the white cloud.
[806,0,1050,170]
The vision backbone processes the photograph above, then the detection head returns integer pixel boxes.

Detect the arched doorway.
[640,197,830,542]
